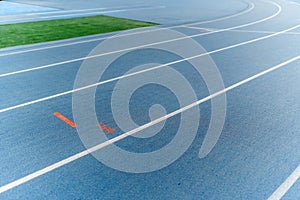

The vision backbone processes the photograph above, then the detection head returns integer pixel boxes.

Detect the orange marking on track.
[53,112,77,128]
[97,122,116,134]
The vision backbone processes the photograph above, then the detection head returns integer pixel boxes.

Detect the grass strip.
[0,15,157,48]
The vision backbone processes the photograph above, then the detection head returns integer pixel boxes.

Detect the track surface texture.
[0,0,299,199]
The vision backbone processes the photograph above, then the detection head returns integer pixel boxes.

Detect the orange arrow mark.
[53,112,77,128]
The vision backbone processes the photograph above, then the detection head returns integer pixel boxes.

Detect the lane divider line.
[185,26,300,35]
[5,8,300,115]
[268,164,300,200]
[53,112,77,128]
[0,6,165,25]
[0,6,151,18]
[193,0,254,25]
[0,1,278,78]
[0,53,300,194]
[0,0,255,57]
[0,8,108,18]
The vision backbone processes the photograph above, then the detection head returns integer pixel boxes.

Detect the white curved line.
[0,0,255,57]
[288,0,300,6]
[0,1,280,78]
[1,49,299,195]
[0,7,118,17]
[194,0,255,25]
[0,1,287,113]
[0,6,165,24]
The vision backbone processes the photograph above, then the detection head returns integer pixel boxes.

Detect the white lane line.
[0,6,152,18]
[0,7,108,18]
[0,1,255,57]
[0,6,165,24]
[0,1,280,78]
[289,0,300,6]
[268,164,300,200]
[1,53,299,194]
[193,0,254,25]
[186,26,300,35]
[3,3,299,115]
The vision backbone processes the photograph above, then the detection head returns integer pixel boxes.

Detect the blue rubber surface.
[2,0,248,25]
[0,0,300,199]
[283,181,300,200]
[0,1,57,15]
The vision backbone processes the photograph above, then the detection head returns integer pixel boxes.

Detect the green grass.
[0,15,157,48]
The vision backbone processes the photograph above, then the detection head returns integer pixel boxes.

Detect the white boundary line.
[0,6,147,18]
[0,1,280,78]
[185,26,300,35]
[191,0,254,25]
[268,164,300,200]
[288,0,300,6]
[0,6,165,24]
[0,7,108,17]
[4,2,300,114]
[0,53,299,194]
[0,0,255,57]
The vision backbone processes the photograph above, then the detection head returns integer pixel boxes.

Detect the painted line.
[289,0,300,6]
[186,26,300,35]
[1,53,299,194]
[12,5,164,16]
[268,164,300,200]
[0,1,280,78]
[194,0,254,25]
[53,112,77,128]
[3,4,300,115]
[0,7,108,18]
[0,6,165,24]
[0,6,146,18]
[0,1,255,57]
